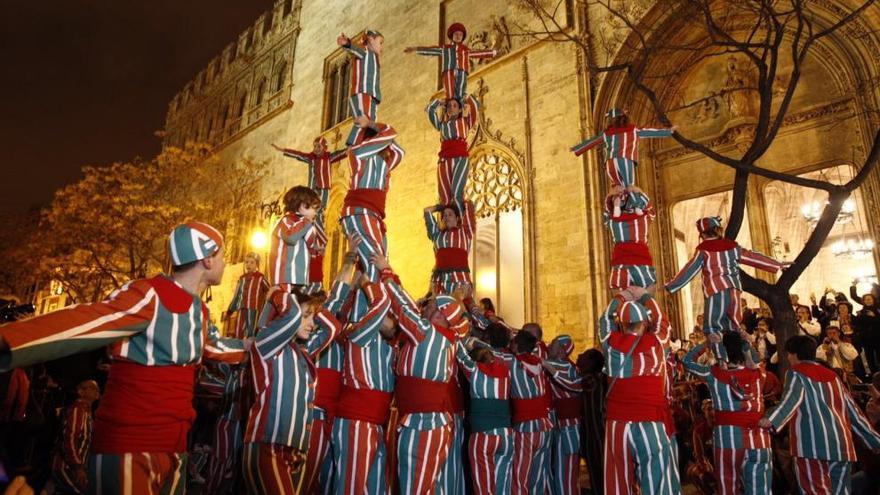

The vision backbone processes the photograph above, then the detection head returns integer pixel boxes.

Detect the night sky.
[0,0,274,213]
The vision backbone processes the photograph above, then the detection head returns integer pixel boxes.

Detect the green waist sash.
[469,398,511,433]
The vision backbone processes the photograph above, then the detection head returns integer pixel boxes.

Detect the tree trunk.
[765,287,796,376]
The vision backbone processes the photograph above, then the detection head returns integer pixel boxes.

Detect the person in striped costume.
[424,201,475,294]
[242,265,350,495]
[339,120,405,282]
[405,23,497,99]
[337,30,383,146]
[543,335,583,495]
[455,334,512,495]
[372,254,468,495]
[683,332,772,495]
[600,291,678,495]
[331,278,397,495]
[425,95,480,206]
[570,108,675,188]
[493,330,553,495]
[272,137,347,229]
[665,216,786,363]
[760,335,880,495]
[0,222,248,494]
[227,252,270,339]
[264,186,326,323]
[205,362,247,495]
[605,187,656,290]
[51,380,100,495]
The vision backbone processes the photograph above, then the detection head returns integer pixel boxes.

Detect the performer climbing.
[604,187,656,291]
[570,108,675,189]
[425,94,480,205]
[405,23,496,99]
[424,201,475,294]
[337,30,384,146]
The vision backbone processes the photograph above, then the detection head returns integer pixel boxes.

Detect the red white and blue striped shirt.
[343,283,395,393]
[228,271,269,312]
[666,239,784,297]
[425,201,475,252]
[279,148,347,190]
[268,213,326,286]
[345,43,381,101]
[415,43,496,74]
[426,95,480,141]
[599,295,670,379]
[571,124,673,160]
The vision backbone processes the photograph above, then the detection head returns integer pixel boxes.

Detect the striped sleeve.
[739,248,784,273]
[641,294,670,345]
[344,44,366,59]
[426,99,443,130]
[468,48,496,59]
[467,308,491,332]
[571,133,603,156]
[0,280,156,371]
[383,278,428,345]
[462,200,476,240]
[350,125,399,161]
[682,343,711,378]
[203,323,247,364]
[455,340,477,376]
[636,128,674,138]
[227,278,244,313]
[414,46,443,56]
[844,391,880,449]
[387,141,405,169]
[766,370,805,430]
[546,362,582,392]
[599,296,623,344]
[424,209,440,241]
[304,309,343,357]
[324,281,351,317]
[329,149,348,163]
[665,251,705,294]
[348,283,391,347]
[280,148,312,163]
[254,301,303,360]
[464,94,480,129]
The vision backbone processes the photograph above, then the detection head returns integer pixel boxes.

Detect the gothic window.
[274,61,288,93]
[322,54,351,130]
[465,148,526,327]
[246,29,254,50]
[255,78,267,105]
[221,104,230,129]
[283,0,293,17]
[228,46,236,65]
[263,12,273,35]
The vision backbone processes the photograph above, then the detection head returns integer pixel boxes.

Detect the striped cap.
[696,216,723,234]
[436,294,470,335]
[552,335,574,356]
[168,222,224,266]
[618,300,651,325]
[605,108,626,118]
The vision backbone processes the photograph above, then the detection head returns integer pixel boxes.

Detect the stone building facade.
[164,0,880,348]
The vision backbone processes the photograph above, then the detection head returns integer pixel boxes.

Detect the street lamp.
[250,229,268,250]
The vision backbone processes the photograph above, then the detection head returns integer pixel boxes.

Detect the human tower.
[1,20,880,495]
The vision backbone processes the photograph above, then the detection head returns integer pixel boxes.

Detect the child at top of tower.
[570,108,675,189]
[405,22,497,99]
[337,30,384,146]
[665,216,787,363]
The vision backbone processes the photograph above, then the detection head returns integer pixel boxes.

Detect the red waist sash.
[395,376,451,416]
[439,139,468,159]
[92,362,195,454]
[315,368,343,417]
[344,188,388,219]
[309,254,324,284]
[714,410,763,429]
[552,396,583,421]
[434,248,470,272]
[336,385,393,425]
[511,394,551,424]
[447,378,465,414]
[606,376,667,423]
[611,242,653,266]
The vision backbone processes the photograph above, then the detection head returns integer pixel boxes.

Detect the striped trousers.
[604,420,676,495]
[242,442,305,495]
[704,288,743,362]
[206,418,243,494]
[551,423,581,495]
[605,158,637,188]
[609,265,657,290]
[431,270,472,295]
[468,429,513,495]
[293,416,333,494]
[87,452,186,495]
[233,308,259,339]
[340,213,387,283]
[347,93,378,146]
[437,156,469,207]
[331,418,388,495]
[714,447,772,495]
[512,428,552,495]
[793,458,851,495]
[437,413,466,494]
[442,69,468,99]
[397,423,453,495]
